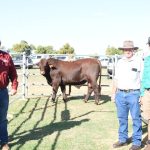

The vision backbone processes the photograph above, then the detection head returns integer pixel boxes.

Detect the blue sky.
[0,0,150,55]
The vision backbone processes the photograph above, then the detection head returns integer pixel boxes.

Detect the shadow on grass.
[9,96,90,150]
[9,96,50,149]
[68,94,111,105]
[142,124,148,145]
[10,97,42,138]
[11,95,58,150]
[100,94,111,104]
[9,98,31,123]
[50,102,71,150]
[9,93,113,150]
[10,119,89,150]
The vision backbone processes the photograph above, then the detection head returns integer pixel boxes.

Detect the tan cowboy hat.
[118,40,138,50]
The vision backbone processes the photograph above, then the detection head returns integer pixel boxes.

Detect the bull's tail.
[97,60,102,96]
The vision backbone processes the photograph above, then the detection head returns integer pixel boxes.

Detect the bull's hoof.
[84,100,88,103]
[95,101,99,105]
[51,99,55,103]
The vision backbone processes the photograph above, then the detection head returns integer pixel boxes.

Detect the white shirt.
[114,55,143,90]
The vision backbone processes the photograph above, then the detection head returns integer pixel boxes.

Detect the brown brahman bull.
[38,58,101,104]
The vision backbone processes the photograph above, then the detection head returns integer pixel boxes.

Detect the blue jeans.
[115,90,142,146]
[0,88,9,145]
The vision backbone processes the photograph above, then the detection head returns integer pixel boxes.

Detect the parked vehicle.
[74,55,92,60]
[53,55,69,61]
[11,54,33,69]
[107,55,122,79]
[99,56,109,68]
[30,54,51,65]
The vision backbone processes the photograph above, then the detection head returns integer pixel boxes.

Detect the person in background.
[112,41,143,150]
[140,37,150,150]
[0,40,18,150]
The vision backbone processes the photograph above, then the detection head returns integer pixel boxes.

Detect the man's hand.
[111,79,117,103]
[111,93,116,103]
[139,97,143,105]
[9,89,17,96]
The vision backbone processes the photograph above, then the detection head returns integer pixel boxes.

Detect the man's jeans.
[0,88,9,145]
[115,90,142,146]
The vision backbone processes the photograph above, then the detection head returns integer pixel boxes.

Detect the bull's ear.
[49,64,54,68]
[49,64,57,69]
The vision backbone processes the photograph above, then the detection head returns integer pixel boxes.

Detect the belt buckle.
[125,89,130,93]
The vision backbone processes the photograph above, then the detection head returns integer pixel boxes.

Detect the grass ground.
[8,68,148,150]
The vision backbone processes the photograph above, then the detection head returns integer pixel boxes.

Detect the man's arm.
[111,79,117,102]
[8,55,18,95]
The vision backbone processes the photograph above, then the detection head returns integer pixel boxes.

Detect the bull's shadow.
[10,97,89,149]
[68,94,111,105]
[9,119,89,149]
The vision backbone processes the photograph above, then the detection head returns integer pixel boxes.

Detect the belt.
[118,89,140,93]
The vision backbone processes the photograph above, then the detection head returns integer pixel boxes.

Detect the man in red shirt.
[0,40,18,150]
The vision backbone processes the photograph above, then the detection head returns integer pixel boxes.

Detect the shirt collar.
[0,50,4,56]
[122,55,135,62]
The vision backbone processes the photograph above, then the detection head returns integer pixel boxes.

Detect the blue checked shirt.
[141,55,150,96]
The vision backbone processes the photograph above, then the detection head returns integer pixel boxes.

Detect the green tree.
[105,46,123,55]
[58,43,74,54]
[30,44,36,51]
[35,45,56,54]
[12,40,32,55]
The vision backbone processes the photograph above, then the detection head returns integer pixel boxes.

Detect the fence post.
[22,52,26,99]
[24,53,29,99]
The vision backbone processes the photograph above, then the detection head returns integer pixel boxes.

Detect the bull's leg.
[98,85,102,98]
[84,85,93,103]
[60,85,67,103]
[93,83,100,105]
[52,83,59,103]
